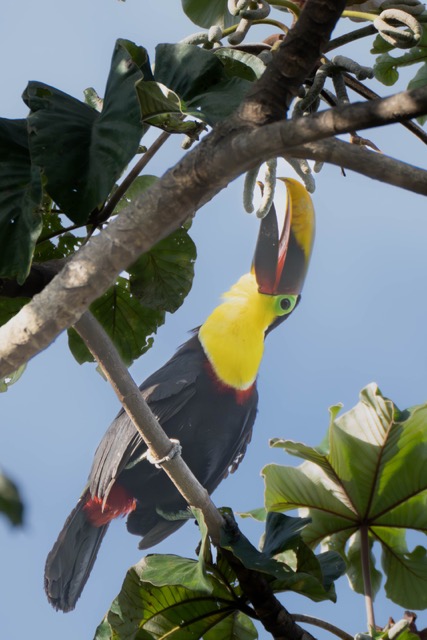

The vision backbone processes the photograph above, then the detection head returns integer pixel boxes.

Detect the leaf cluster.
[95,509,345,640]
[263,383,427,609]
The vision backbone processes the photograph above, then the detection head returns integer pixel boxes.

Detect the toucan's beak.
[253,178,315,295]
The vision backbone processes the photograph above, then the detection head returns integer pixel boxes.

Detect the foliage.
[263,383,427,609]
[0,470,23,526]
[95,510,345,639]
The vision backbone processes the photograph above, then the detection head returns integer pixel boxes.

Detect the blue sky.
[1,2,427,639]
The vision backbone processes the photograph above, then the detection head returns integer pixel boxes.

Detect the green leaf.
[23,39,146,223]
[263,383,427,607]
[203,612,257,640]
[214,49,266,81]
[0,471,24,526]
[374,53,400,85]
[220,513,339,602]
[0,118,43,283]
[33,209,83,262]
[129,227,196,313]
[153,44,252,125]
[114,175,158,214]
[408,63,427,126]
[375,528,427,609]
[374,48,427,87]
[99,555,242,640]
[68,276,164,366]
[261,512,312,557]
[370,34,394,55]
[346,531,382,599]
[181,0,239,29]
[0,364,27,393]
[136,81,204,134]
[0,296,29,327]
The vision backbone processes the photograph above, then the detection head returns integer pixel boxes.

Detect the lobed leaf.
[263,383,427,607]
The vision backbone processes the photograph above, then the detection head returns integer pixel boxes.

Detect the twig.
[292,614,353,640]
[96,130,171,225]
[342,72,427,146]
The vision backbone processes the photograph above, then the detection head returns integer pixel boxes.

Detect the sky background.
[1,2,427,639]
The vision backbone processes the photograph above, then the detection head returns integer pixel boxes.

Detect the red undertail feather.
[83,484,136,526]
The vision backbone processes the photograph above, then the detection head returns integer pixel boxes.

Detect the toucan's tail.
[44,492,109,612]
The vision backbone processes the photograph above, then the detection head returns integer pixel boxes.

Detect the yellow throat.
[198,272,280,390]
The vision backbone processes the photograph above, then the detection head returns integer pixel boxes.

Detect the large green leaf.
[129,227,196,313]
[68,276,164,366]
[0,471,24,526]
[23,39,146,224]
[263,383,427,607]
[181,0,239,29]
[96,554,251,640]
[0,118,43,283]
[151,44,252,126]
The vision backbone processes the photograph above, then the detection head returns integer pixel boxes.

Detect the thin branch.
[74,311,224,543]
[1,85,427,377]
[343,72,427,146]
[290,138,427,195]
[325,24,377,52]
[292,614,353,640]
[95,131,171,225]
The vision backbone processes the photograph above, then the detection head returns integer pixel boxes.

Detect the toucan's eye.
[275,295,298,316]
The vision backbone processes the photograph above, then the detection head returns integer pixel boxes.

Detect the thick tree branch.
[0,85,427,377]
[291,138,427,195]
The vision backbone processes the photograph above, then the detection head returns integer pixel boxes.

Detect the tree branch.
[0,84,427,377]
[290,138,427,195]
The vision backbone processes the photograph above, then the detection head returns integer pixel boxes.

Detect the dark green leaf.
[23,39,146,223]
[135,80,203,134]
[261,512,311,557]
[100,557,240,640]
[181,0,239,29]
[214,49,266,81]
[0,471,24,526]
[0,296,29,327]
[129,227,196,313]
[0,118,43,283]
[153,44,251,125]
[68,276,164,366]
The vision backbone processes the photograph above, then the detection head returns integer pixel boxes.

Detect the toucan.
[44,178,315,612]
